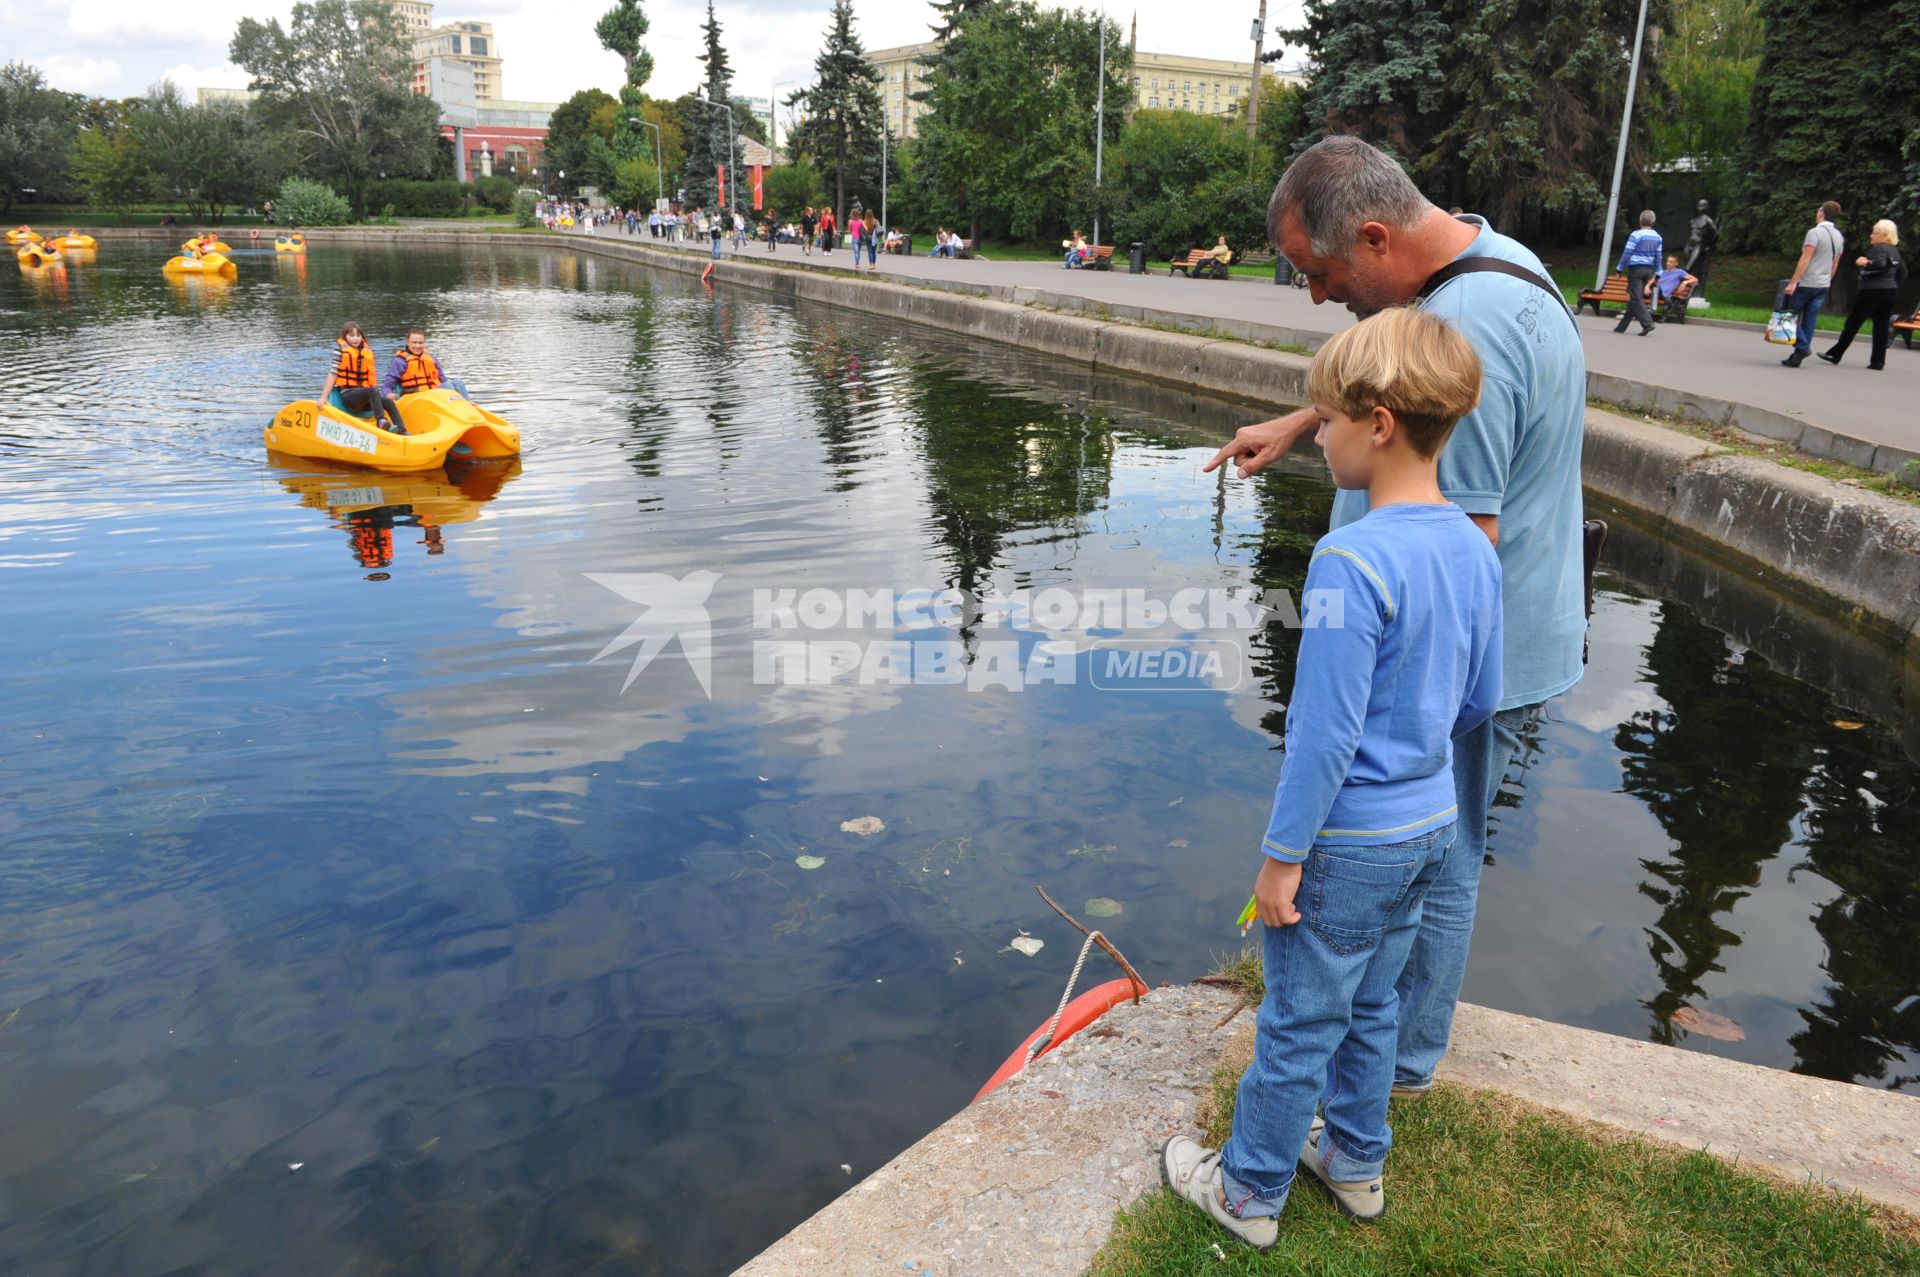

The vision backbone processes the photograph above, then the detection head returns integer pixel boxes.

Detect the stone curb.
[732,987,1920,1276]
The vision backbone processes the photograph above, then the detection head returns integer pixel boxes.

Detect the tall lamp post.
[771,79,800,162]
[1247,0,1267,135]
[627,116,665,206]
[1596,0,1652,291]
[881,121,890,239]
[1092,1,1105,248]
[693,89,737,222]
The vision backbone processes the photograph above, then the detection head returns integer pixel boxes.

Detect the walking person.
[1613,210,1660,336]
[819,206,836,256]
[863,210,880,272]
[800,206,817,256]
[1781,201,1845,367]
[1205,136,1587,1129]
[1819,220,1907,369]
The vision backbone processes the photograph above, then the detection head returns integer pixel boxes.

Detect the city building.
[389,0,435,36]
[412,19,503,101]
[864,41,1299,140]
[195,87,256,107]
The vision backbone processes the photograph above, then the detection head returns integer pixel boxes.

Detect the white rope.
[1025,928,1104,1067]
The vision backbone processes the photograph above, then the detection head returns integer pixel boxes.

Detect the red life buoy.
[972,978,1143,1102]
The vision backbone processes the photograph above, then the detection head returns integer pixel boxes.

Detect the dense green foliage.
[1739,0,1920,254]
[597,0,656,170]
[512,188,538,227]
[543,88,616,196]
[1287,0,1666,236]
[0,62,75,215]
[364,178,469,217]
[273,176,353,226]
[470,175,518,213]
[681,0,735,211]
[1653,0,1762,214]
[131,83,285,223]
[1108,111,1268,257]
[69,128,147,222]
[786,0,887,221]
[230,0,444,216]
[908,1,1128,241]
[763,161,826,215]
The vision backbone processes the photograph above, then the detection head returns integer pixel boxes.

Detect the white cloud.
[155,60,253,94]
[36,54,124,94]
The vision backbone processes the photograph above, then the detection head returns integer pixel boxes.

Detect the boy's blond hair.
[1305,307,1482,458]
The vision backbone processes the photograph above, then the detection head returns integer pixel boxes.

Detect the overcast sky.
[4,0,1309,108]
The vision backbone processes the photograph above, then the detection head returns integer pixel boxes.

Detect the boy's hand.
[1254,857,1304,928]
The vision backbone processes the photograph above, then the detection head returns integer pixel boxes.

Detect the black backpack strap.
[1419,257,1578,331]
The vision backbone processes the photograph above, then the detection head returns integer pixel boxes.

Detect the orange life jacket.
[392,347,442,393]
[334,339,376,388]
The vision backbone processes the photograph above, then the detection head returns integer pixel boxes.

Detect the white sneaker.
[1298,1117,1385,1221]
[1159,1136,1279,1250]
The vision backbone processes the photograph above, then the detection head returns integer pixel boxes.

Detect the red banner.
[752,165,764,211]
[716,164,725,205]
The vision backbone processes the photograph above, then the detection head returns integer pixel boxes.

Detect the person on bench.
[1201,235,1234,268]
[1653,255,1696,321]
[1063,228,1090,269]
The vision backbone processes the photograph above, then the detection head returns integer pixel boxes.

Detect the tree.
[927,0,993,42]
[786,0,886,222]
[1109,110,1267,258]
[1286,0,1665,236]
[681,0,735,211]
[545,88,617,192]
[0,63,75,215]
[71,128,150,222]
[1738,0,1920,255]
[763,161,824,214]
[131,82,280,222]
[230,0,444,216]
[597,0,655,164]
[1651,0,1762,213]
[909,2,1128,240]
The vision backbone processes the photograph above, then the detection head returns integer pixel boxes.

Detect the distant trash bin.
[1128,242,1145,274]
[1275,258,1293,287]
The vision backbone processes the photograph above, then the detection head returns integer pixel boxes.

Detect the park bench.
[1658,274,1696,324]
[1084,245,1115,271]
[953,238,977,260]
[1576,273,1635,316]
[1170,247,1232,280]
[1896,303,1920,350]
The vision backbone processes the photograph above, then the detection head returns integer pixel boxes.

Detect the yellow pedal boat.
[163,252,237,277]
[53,234,96,249]
[183,237,233,254]
[17,243,60,265]
[264,388,521,472]
[274,234,307,253]
[6,227,41,245]
[270,454,522,525]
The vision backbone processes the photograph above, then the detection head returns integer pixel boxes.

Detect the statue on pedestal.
[480,141,493,179]
[1684,199,1717,297]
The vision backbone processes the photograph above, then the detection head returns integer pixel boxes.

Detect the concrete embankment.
[734,986,1920,1277]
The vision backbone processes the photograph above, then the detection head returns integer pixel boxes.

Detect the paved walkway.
[606,229,1919,471]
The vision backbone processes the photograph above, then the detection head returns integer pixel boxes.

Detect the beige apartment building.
[389,0,435,36]
[413,20,503,100]
[864,42,1295,140]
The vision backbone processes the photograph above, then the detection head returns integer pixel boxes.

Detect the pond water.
[2,242,1916,1275]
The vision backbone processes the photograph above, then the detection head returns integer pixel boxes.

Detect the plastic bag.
[1764,310,1797,345]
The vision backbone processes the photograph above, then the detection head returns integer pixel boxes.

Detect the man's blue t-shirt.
[1262,504,1502,859]
[1328,217,1587,710]
[1656,267,1689,297]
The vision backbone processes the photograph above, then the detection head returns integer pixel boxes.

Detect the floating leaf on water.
[1167,839,1189,848]
[795,855,826,870]
[840,816,886,836]
[1833,720,1865,731]
[287,1162,304,1173]
[1100,844,1118,852]
[1168,797,1185,807]
[1009,936,1045,957]
[1669,1005,1746,1042]
[1084,897,1124,918]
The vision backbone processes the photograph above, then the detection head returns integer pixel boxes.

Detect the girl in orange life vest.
[320,321,405,433]
[381,328,471,402]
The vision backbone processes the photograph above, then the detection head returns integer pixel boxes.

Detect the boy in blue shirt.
[1163,307,1503,1248]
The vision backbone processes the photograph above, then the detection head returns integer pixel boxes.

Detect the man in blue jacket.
[1614,210,1662,336]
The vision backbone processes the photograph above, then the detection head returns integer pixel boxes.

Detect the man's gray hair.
[1639,209,1656,227]
[1269,136,1434,257]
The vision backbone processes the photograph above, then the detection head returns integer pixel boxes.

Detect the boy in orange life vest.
[381,328,471,402]
[321,321,405,433]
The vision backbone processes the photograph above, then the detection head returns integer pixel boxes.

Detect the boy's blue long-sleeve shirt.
[1617,228,1662,271]
[1261,503,1502,862]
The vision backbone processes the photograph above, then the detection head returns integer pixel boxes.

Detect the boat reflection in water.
[266,452,521,575]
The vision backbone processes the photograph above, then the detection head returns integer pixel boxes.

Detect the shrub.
[274,177,353,227]
[471,175,517,212]
[512,189,537,228]
[364,178,468,217]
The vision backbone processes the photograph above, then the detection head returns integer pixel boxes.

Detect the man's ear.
[1357,221,1393,255]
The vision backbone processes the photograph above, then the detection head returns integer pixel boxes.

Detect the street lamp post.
[627,116,665,206]
[693,90,737,222]
[1248,0,1267,135]
[881,122,889,239]
[1595,0,1652,291]
[1093,2,1105,248]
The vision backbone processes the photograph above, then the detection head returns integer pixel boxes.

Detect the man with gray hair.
[1199,135,1587,1222]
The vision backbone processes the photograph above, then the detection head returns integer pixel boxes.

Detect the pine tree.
[681,0,735,211]
[596,0,654,165]
[787,0,887,222]
[1739,0,1920,255]
[928,0,992,42]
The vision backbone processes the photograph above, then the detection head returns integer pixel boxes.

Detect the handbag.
[1765,277,1798,345]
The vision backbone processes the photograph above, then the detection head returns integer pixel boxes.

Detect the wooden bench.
[953,237,977,260]
[1576,271,1671,318]
[1084,244,1115,271]
[1896,304,1920,350]
[1658,275,1696,324]
[1170,248,1232,280]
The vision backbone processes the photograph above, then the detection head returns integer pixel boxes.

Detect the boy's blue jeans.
[1219,824,1453,1217]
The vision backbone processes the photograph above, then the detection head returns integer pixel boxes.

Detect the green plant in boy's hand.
[1253,856,1303,928]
